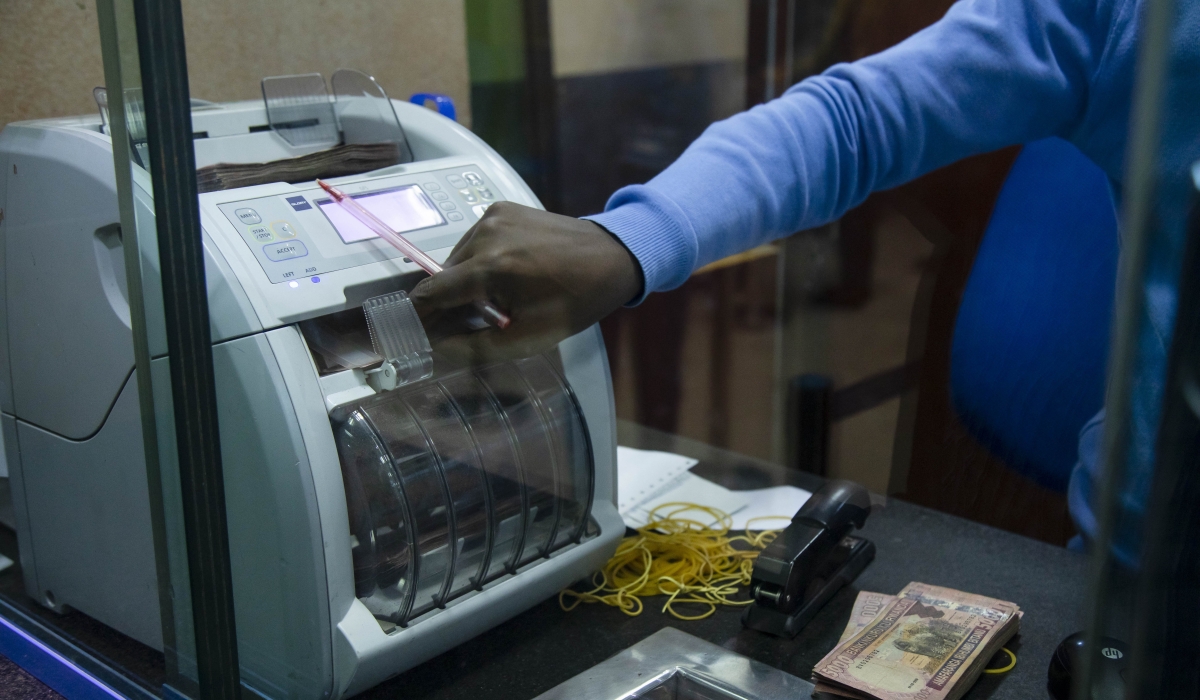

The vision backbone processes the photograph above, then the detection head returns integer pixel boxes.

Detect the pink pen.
[316,179,511,329]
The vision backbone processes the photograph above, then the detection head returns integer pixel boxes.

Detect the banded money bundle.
[812,583,1021,700]
[196,142,404,193]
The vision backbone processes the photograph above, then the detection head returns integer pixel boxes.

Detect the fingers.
[412,208,509,316]
[409,261,488,317]
[430,331,503,367]
[432,312,571,367]
[430,327,529,367]
[443,221,481,266]
[442,202,515,266]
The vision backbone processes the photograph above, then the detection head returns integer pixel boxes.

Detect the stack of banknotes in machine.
[196,141,403,193]
[812,582,1021,700]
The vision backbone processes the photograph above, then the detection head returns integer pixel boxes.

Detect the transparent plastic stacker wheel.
[330,354,595,625]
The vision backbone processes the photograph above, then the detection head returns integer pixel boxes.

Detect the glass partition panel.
[8,0,1200,698]
[0,0,205,696]
[1080,0,1200,694]
[170,1,613,698]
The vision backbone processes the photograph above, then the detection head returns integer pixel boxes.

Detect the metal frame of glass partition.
[1080,0,1200,694]
[129,0,241,696]
[1126,158,1200,699]
[96,0,242,696]
[0,0,243,696]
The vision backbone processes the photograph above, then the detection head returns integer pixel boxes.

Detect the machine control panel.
[215,165,504,283]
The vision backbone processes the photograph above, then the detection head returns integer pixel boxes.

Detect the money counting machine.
[0,90,624,697]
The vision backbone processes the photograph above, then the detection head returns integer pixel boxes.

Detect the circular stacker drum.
[331,354,595,626]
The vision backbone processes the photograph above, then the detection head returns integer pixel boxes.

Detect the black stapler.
[742,480,876,638]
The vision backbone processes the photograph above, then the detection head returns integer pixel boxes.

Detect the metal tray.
[532,627,813,700]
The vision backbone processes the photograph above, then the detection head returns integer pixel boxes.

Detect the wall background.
[0,1,106,133]
[550,0,747,77]
[0,0,472,133]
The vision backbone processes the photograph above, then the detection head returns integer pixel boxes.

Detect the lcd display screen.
[317,185,445,244]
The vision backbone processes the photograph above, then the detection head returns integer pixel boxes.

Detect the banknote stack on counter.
[812,583,1021,700]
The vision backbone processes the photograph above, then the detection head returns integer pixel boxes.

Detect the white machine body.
[0,100,623,698]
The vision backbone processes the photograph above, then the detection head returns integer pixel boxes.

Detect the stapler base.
[742,536,876,638]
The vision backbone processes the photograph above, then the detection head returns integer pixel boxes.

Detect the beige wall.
[550,0,747,77]
[0,0,471,133]
[180,0,471,127]
[0,1,107,132]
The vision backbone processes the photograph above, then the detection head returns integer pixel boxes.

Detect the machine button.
[438,201,457,211]
[271,221,299,239]
[430,191,450,201]
[248,224,273,242]
[263,240,309,261]
[447,211,464,222]
[445,174,467,189]
[472,203,492,218]
[463,171,484,187]
[235,207,262,224]
[476,187,494,201]
[458,188,478,203]
[423,182,441,191]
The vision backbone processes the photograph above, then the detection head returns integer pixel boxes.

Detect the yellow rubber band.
[558,503,783,621]
[983,647,1017,674]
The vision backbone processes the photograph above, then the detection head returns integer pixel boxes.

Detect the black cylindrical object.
[788,373,832,475]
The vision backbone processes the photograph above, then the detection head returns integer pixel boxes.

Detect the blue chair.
[950,137,1119,493]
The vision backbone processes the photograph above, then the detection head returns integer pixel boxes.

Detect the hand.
[410,202,643,365]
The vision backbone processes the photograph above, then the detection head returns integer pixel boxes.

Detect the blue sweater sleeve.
[587,0,1124,297]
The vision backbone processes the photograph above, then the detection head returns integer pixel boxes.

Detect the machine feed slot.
[299,308,383,375]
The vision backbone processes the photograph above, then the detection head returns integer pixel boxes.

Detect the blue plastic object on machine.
[409,93,457,122]
[951,137,1120,493]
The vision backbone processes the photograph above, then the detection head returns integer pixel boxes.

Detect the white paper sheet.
[618,446,749,528]
[621,472,751,529]
[617,445,812,531]
[0,553,12,573]
[726,485,812,530]
[616,446,697,514]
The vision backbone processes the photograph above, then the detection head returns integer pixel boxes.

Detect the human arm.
[590,0,1127,298]
[412,0,1131,359]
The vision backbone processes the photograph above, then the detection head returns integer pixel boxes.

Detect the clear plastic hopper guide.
[330,354,595,626]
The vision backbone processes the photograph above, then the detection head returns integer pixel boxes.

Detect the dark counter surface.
[365,423,1087,700]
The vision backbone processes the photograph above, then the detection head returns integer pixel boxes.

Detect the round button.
[438,201,457,211]
[271,221,298,239]
[447,211,464,222]
[423,182,441,191]
[431,191,450,201]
